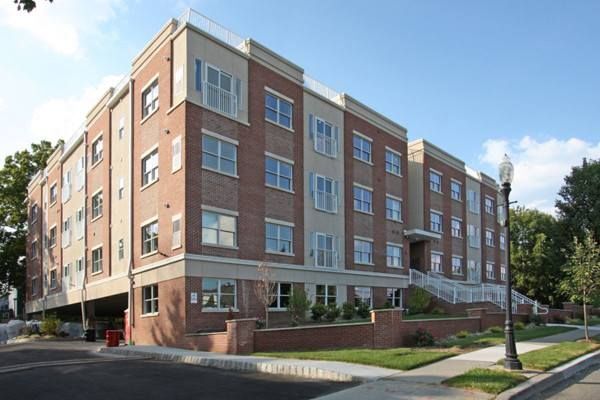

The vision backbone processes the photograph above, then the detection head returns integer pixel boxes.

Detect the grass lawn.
[566,316,600,326]
[254,347,456,370]
[442,325,575,349]
[444,368,527,394]
[517,338,600,371]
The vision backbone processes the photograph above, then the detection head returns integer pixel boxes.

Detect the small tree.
[253,262,277,328]
[560,231,600,341]
[287,288,311,326]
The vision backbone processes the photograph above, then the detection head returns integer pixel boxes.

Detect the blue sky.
[1,0,599,213]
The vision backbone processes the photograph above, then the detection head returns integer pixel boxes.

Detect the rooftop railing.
[62,123,86,156]
[303,74,340,101]
[179,9,245,49]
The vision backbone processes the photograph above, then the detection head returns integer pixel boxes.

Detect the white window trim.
[385,194,403,222]
[352,131,374,166]
[265,154,294,194]
[90,187,103,222]
[353,130,373,142]
[386,241,403,268]
[201,204,239,216]
[140,145,160,191]
[451,254,464,275]
[202,130,239,179]
[91,244,103,275]
[353,183,374,215]
[201,128,239,146]
[264,87,294,132]
[49,181,58,206]
[48,224,57,248]
[450,178,463,201]
[430,209,443,233]
[385,146,403,177]
[90,133,104,168]
[265,217,294,227]
[429,169,443,193]
[141,218,159,257]
[201,278,238,312]
[140,74,160,124]
[264,86,294,104]
[171,213,182,250]
[451,217,463,238]
[265,220,294,257]
[485,229,495,247]
[171,135,182,173]
[353,236,374,266]
[264,151,294,165]
[430,251,444,273]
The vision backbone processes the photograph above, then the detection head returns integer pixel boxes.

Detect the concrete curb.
[99,347,366,382]
[0,355,150,375]
[496,349,600,400]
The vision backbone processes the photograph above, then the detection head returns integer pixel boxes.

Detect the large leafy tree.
[556,158,600,244]
[510,206,565,307]
[0,141,57,312]
[560,231,600,341]
[14,0,53,12]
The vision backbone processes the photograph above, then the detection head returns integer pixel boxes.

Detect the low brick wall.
[183,331,228,353]
[254,322,374,352]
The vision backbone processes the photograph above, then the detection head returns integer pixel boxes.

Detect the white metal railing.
[61,184,71,203]
[304,75,340,101]
[179,9,245,49]
[202,81,238,117]
[315,249,337,268]
[315,132,337,157]
[409,268,548,314]
[61,229,71,249]
[314,190,338,213]
[63,123,85,156]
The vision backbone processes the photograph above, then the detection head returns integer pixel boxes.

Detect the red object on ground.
[105,330,120,347]
[124,309,130,344]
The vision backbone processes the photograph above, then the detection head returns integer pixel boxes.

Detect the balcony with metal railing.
[315,132,338,158]
[202,81,238,118]
[314,190,338,213]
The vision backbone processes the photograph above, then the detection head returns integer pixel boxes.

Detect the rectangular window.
[485,229,495,247]
[467,190,480,214]
[314,117,337,157]
[468,224,480,248]
[62,217,72,248]
[142,79,159,118]
[451,180,462,201]
[354,238,373,265]
[353,185,373,213]
[451,218,462,238]
[265,92,292,129]
[354,286,372,307]
[118,116,125,140]
[92,247,103,273]
[142,149,159,186]
[265,156,293,191]
[431,252,443,273]
[485,197,495,215]
[386,244,402,268]
[316,284,337,305]
[430,170,442,192]
[385,149,401,175]
[142,284,159,315]
[430,211,442,233]
[172,216,182,249]
[202,211,237,247]
[386,288,402,308]
[92,136,103,164]
[312,174,338,213]
[142,220,159,255]
[452,256,463,275]
[92,191,103,219]
[500,233,506,250]
[31,240,38,259]
[265,222,293,254]
[172,136,182,172]
[64,263,70,278]
[50,270,57,289]
[62,170,71,202]
[76,156,85,191]
[118,177,125,200]
[314,232,336,268]
[31,277,38,296]
[76,207,84,240]
[353,134,372,163]
[50,183,58,204]
[386,196,402,221]
[269,283,292,308]
[202,278,236,310]
[500,265,507,281]
[486,262,495,280]
[30,203,39,224]
[118,239,125,260]
[202,134,237,176]
[48,226,57,248]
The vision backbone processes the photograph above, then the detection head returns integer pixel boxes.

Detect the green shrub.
[514,321,525,330]
[324,304,340,322]
[40,314,61,336]
[413,328,434,346]
[407,288,431,314]
[530,314,544,326]
[430,306,445,315]
[487,326,503,334]
[455,330,469,338]
[551,315,566,324]
[356,300,371,319]
[341,302,355,320]
[311,303,327,321]
[287,289,311,326]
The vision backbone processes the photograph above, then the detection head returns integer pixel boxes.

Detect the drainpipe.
[80,129,88,331]
[127,78,134,345]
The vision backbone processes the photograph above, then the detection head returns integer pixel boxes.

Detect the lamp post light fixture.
[499,154,522,370]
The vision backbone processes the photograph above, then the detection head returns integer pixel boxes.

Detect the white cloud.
[30,74,124,144]
[480,136,600,214]
[0,0,125,57]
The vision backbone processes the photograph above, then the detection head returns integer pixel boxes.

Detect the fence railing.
[179,9,245,49]
[314,190,338,213]
[409,269,548,314]
[315,133,337,158]
[304,75,340,101]
[202,81,238,118]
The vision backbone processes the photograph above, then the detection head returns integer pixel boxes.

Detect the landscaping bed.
[254,347,456,370]
[444,368,527,394]
[515,337,600,371]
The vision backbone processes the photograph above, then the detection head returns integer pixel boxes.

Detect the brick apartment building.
[25,9,507,346]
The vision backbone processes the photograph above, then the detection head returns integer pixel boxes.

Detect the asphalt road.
[533,365,600,400]
[0,341,354,399]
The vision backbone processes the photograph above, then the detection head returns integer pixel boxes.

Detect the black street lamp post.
[499,154,522,370]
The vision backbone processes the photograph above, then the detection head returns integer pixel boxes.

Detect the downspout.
[80,129,88,331]
[127,78,134,345]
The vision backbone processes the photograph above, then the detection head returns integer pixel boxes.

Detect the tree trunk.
[583,291,589,341]
[265,305,269,329]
